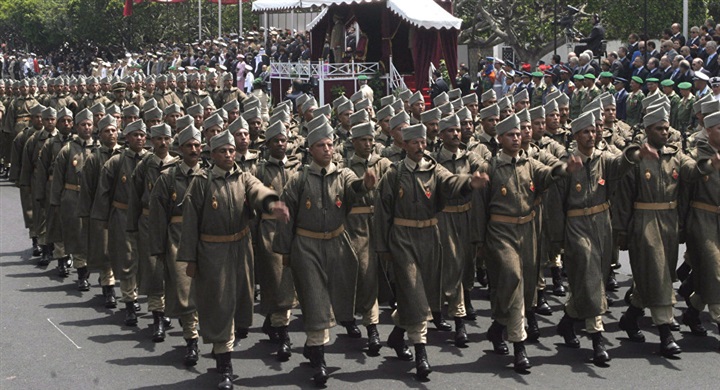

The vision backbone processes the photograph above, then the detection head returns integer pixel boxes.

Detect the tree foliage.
[0,0,259,54]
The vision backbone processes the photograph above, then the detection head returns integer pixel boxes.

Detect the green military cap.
[660,79,675,87]
[265,120,287,140]
[495,114,521,135]
[645,78,659,83]
[439,114,460,131]
[643,107,668,128]
[631,76,644,84]
[351,122,375,139]
[177,125,202,145]
[572,111,595,134]
[376,105,394,121]
[456,107,472,122]
[573,74,585,81]
[349,109,369,126]
[433,92,450,107]
[599,72,613,78]
[358,75,369,81]
[584,73,596,80]
[228,116,249,135]
[150,123,172,138]
[516,108,531,123]
[420,107,441,123]
[677,82,692,90]
[531,71,543,78]
[210,130,235,150]
[314,104,332,118]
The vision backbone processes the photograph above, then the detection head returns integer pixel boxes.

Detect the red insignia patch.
[335,195,342,208]
[598,178,605,186]
[529,181,535,192]
[425,187,432,199]
[672,169,678,180]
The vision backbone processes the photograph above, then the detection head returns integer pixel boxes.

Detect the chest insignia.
[575,182,582,192]
[529,181,535,192]
[335,195,342,208]
[425,187,432,199]
[672,168,678,180]
[501,185,507,196]
[305,197,312,210]
[598,178,605,186]
[645,169,651,181]
[171,192,177,201]
[121,174,127,183]
[211,196,218,209]
[72,159,78,167]
[398,187,404,199]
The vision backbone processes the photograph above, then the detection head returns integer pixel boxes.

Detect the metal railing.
[388,55,407,91]
[270,60,381,80]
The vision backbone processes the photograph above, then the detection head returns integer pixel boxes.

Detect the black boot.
[103,286,117,308]
[606,271,619,292]
[669,317,681,331]
[658,323,682,357]
[557,314,580,348]
[276,326,292,362]
[366,324,382,356]
[184,338,199,366]
[526,311,540,342]
[454,317,468,347]
[340,319,361,338]
[477,268,488,288]
[262,316,280,343]
[591,332,610,365]
[308,345,329,386]
[38,245,52,266]
[463,289,477,321]
[676,262,691,282]
[487,321,509,355]
[431,311,452,331]
[216,352,234,389]
[624,284,634,305]
[133,301,142,313]
[386,326,413,360]
[76,267,90,291]
[414,344,432,379]
[234,327,248,339]
[618,305,645,342]
[513,341,531,372]
[551,266,566,296]
[681,305,708,336]
[124,301,138,326]
[31,237,41,257]
[152,311,166,342]
[57,258,69,277]
[535,289,552,316]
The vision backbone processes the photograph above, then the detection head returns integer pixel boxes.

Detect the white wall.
[262,11,321,33]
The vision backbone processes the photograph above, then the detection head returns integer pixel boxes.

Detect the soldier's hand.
[363,170,377,190]
[711,152,720,171]
[186,262,197,278]
[270,201,290,223]
[638,143,659,160]
[470,171,490,189]
[566,155,584,174]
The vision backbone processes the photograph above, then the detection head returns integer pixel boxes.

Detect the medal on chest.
[645,169,652,181]
[575,182,582,192]
[305,197,312,209]
[529,180,535,192]
[598,178,605,186]
[501,185,507,196]
[703,175,710,182]
[171,192,177,201]
[335,195,342,208]
[425,187,432,199]
[121,174,127,183]
[148,181,153,191]
[211,196,218,209]
[72,159,78,167]
[398,187,404,199]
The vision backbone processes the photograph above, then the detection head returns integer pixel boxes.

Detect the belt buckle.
[584,207,591,216]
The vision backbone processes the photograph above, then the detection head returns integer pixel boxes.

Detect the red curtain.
[207,0,252,4]
[441,28,459,88]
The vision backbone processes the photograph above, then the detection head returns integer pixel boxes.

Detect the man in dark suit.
[575,14,606,57]
[457,64,472,96]
[613,77,629,120]
[143,55,155,76]
[430,69,450,103]
[631,56,649,80]
[646,57,661,79]
[704,41,719,76]
[671,23,686,47]
[659,56,673,80]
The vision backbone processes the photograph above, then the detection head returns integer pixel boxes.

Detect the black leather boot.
[487,321,509,355]
[216,352,234,389]
[184,338,199,366]
[591,332,610,365]
[454,317,468,347]
[76,267,90,291]
[152,311,166,342]
[103,286,117,308]
[681,304,708,336]
[670,317,681,331]
[386,326,413,360]
[414,343,432,379]
[276,326,292,362]
[133,301,142,313]
[535,289,552,316]
[57,258,69,277]
[477,268,488,288]
[526,310,540,342]
[551,266,566,296]
[606,271,619,291]
[262,316,280,343]
[557,314,580,348]
[463,289,477,320]
[309,345,329,386]
[619,305,645,342]
[31,237,41,257]
[340,319,361,338]
[366,324,382,356]
[513,341,531,372]
[658,323,682,357]
[124,301,138,326]
[431,311,452,331]
[38,245,52,266]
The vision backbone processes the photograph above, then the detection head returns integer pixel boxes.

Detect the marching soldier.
[153,75,184,112]
[3,79,38,178]
[380,111,409,162]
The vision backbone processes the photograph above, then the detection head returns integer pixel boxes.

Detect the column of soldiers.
[2,69,720,390]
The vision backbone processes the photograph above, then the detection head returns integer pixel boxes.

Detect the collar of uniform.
[524,143,540,158]
[476,131,494,142]
[212,163,237,178]
[40,129,58,139]
[309,161,337,175]
[438,146,461,161]
[268,155,288,166]
[574,147,596,161]
[403,156,432,171]
[179,161,200,176]
[126,148,147,159]
[76,137,97,147]
[497,149,526,165]
[350,153,368,166]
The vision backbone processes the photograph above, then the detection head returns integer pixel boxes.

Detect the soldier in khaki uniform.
[149,125,203,366]
[127,123,178,341]
[178,130,287,390]
[78,77,112,111]
[473,114,582,372]
[181,73,209,110]
[153,75,184,112]
[91,120,148,326]
[380,111,409,163]
[375,123,486,379]
[218,73,247,109]
[2,79,38,177]
[272,117,376,386]
[78,115,121,307]
[50,109,99,288]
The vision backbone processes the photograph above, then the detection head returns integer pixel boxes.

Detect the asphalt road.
[1,179,718,390]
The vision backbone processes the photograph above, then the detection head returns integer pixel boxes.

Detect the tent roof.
[255,0,461,30]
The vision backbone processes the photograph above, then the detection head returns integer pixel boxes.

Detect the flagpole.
[218,0,222,38]
[239,1,243,35]
[198,0,202,42]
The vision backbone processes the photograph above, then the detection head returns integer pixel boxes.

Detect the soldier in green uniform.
[219,73,247,109]
[569,75,585,120]
[675,82,695,140]
[2,79,38,177]
[180,128,286,389]
[182,74,209,110]
[79,77,112,111]
[580,74,600,111]
[380,111,409,162]
[625,76,645,127]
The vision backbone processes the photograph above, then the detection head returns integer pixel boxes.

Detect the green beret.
[660,79,675,87]
[677,82,692,90]
[573,74,585,81]
[646,78,659,83]
[531,71,543,78]
[599,72,613,78]
[631,76,644,84]
[584,73,596,80]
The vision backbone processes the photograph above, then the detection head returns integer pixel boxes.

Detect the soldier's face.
[410,101,424,116]
[151,135,172,155]
[378,116,391,134]
[204,126,223,140]
[227,109,239,123]
[545,112,560,130]
[99,126,118,147]
[58,116,74,134]
[645,121,669,148]
[460,119,474,142]
[180,139,202,166]
[145,118,162,127]
[520,122,532,145]
[19,85,28,95]
[403,138,426,162]
[604,106,616,123]
[309,138,334,166]
[42,117,57,131]
[338,110,353,127]
[574,127,596,152]
[248,118,263,138]
[233,129,250,152]
[126,131,147,152]
[514,100,529,112]
[500,107,513,120]
[157,81,167,90]
[76,120,93,140]
[483,98,497,107]
[499,129,522,155]
[212,145,236,170]
[481,116,498,136]
[32,114,44,129]
[267,134,288,160]
[531,118,545,140]
[466,103,479,117]
[647,83,658,93]
[177,81,186,90]
[424,120,440,139]
[352,135,374,159]
[439,127,461,149]
[224,79,233,89]
[706,123,720,149]
[93,112,105,126]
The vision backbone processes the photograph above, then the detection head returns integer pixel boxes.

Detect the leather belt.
[170,216,183,223]
[112,201,128,210]
[566,202,610,217]
[490,211,536,225]
[261,213,276,220]
[16,117,30,123]
[64,183,81,192]
[393,217,438,228]
[442,202,472,213]
[690,201,720,214]
[349,206,374,215]
[296,225,345,240]
[633,201,677,210]
[142,208,150,216]
[200,226,250,243]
